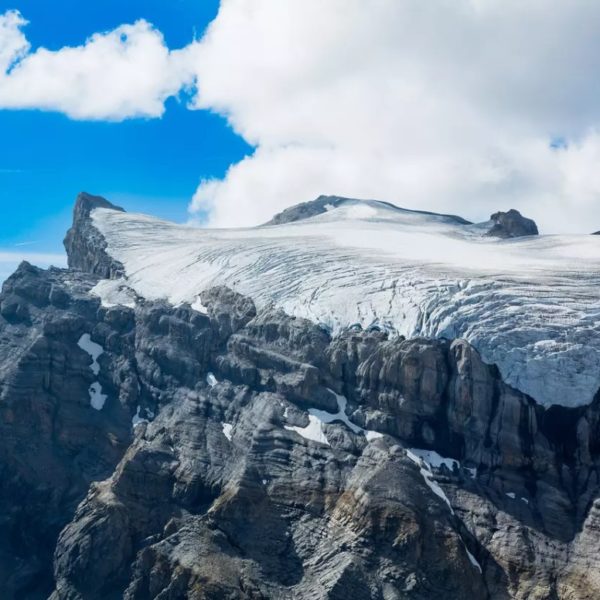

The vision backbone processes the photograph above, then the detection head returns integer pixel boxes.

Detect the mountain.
[82,193,597,409]
[1,192,600,599]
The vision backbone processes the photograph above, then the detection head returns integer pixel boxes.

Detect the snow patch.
[91,279,136,308]
[407,448,459,472]
[132,406,148,428]
[285,389,384,446]
[285,415,330,445]
[406,449,454,514]
[78,333,107,410]
[78,333,103,376]
[345,204,378,219]
[191,296,208,314]
[222,422,233,441]
[463,543,482,573]
[89,382,107,411]
[319,390,363,433]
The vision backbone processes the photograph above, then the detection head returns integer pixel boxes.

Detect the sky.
[0,0,250,278]
[2,1,600,279]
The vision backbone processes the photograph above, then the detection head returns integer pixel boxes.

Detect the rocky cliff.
[484,209,539,238]
[0,194,598,599]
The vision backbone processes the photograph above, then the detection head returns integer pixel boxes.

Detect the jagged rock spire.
[63,192,125,278]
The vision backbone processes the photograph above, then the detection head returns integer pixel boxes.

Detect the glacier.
[91,197,600,409]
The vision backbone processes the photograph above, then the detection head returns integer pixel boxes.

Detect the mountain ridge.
[264,194,475,227]
[84,192,599,408]
[0,194,598,598]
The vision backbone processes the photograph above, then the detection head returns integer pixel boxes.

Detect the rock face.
[0,193,599,599]
[265,195,348,225]
[265,195,472,226]
[64,192,125,278]
[485,209,539,238]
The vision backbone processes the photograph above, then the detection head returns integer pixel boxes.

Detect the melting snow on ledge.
[407,448,459,471]
[90,279,137,309]
[284,389,384,445]
[78,333,103,376]
[222,423,233,441]
[285,414,330,445]
[505,491,529,504]
[191,296,209,314]
[78,333,107,410]
[132,406,148,428]
[88,382,107,411]
[407,449,483,573]
[463,542,483,573]
[406,449,455,514]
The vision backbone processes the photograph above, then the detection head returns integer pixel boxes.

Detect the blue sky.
[0,0,250,254]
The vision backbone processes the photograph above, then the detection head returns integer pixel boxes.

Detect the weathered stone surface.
[485,209,539,238]
[64,192,125,278]
[265,195,472,226]
[264,195,348,225]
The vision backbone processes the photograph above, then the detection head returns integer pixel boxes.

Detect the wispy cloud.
[13,240,40,247]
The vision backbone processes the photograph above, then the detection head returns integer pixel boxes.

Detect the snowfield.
[92,199,600,409]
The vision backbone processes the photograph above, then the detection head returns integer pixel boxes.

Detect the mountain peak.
[485,208,539,238]
[73,191,125,215]
[263,195,347,225]
[63,193,125,278]
[264,195,473,226]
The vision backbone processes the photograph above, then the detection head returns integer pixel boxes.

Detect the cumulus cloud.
[0,10,193,120]
[4,3,600,231]
[187,0,600,232]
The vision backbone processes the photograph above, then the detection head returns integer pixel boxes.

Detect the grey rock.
[265,195,472,226]
[264,195,348,225]
[485,209,539,238]
[64,191,125,278]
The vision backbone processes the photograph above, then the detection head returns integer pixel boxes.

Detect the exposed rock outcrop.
[485,209,539,238]
[64,192,125,278]
[265,195,472,226]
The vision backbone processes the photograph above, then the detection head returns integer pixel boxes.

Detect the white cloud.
[0,10,193,120]
[4,4,600,231]
[187,0,600,232]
